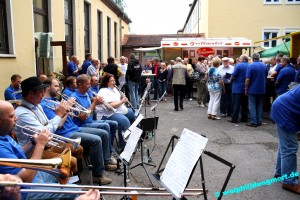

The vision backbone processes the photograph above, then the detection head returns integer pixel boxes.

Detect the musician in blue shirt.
[71,74,118,151]
[62,76,77,97]
[4,74,22,101]
[41,78,117,185]
[0,100,78,200]
[67,55,79,77]
[80,53,93,75]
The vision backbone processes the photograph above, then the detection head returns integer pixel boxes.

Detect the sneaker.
[105,164,117,171]
[211,115,221,120]
[189,98,193,101]
[198,104,201,107]
[93,175,112,185]
[200,103,205,108]
[109,156,117,165]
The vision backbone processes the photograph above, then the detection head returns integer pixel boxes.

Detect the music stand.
[149,91,166,154]
[153,133,235,200]
[130,119,157,187]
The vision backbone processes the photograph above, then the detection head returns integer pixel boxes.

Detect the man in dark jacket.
[126,53,143,109]
[103,57,120,85]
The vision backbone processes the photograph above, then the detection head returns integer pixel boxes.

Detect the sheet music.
[160,128,208,199]
[123,114,144,139]
[120,126,143,163]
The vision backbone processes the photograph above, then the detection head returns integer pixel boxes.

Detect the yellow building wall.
[0,1,35,99]
[207,0,300,44]
[0,0,130,99]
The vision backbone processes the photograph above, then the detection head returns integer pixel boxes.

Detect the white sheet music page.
[123,114,144,139]
[160,128,208,199]
[120,126,143,163]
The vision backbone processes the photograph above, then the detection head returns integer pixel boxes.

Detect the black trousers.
[173,84,185,109]
[231,93,248,122]
[220,83,232,115]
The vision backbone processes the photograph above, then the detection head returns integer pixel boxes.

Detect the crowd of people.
[2,51,300,198]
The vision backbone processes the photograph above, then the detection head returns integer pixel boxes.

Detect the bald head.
[0,100,16,135]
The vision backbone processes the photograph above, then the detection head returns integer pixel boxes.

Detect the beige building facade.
[0,0,130,99]
[181,0,300,53]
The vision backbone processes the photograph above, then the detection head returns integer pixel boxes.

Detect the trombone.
[57,92,92,116]
[43,98,91,118]
[0,148,71,184]
[15,124,81,149]
[0,182,205,197]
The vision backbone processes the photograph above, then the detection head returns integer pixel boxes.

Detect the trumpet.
[15,124,81,149]
[43,99,91,118]
[52,71,65,80]
[0,148,71,184]
[6,99,22,104]
[114,84,135,111]
[57,92,92,116]
[91,91,117,113]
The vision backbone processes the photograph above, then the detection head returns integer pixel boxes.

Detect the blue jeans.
[102,109,135,149]
[26,171,79,200]
[158,80,167,98]
[96,119,118,151]
[153,77,159,99]
[275,125,299,185]
[127,80,140,109]
[71,127,109,176]
[248,94,264,125]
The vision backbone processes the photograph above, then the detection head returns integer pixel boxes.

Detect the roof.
[101,0,131,24]
[122,33,205,48]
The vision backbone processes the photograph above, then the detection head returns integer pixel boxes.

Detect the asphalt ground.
[79,93,300,200]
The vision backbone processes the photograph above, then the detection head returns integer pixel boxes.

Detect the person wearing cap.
[245,53,268,127]
[4,74,22,102]
[218,57,234,117]
[168,57,188,111]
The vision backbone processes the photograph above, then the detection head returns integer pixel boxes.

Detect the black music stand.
[152,135,235,200]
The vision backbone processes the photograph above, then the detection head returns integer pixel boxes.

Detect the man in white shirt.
[218,57,234,117]
[118,56,129,98]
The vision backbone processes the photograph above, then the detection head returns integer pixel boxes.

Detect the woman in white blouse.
[96,73,135,149]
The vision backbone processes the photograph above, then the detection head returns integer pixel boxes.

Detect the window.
[84,2,90,54]
[64,0,73,58]
[284,28,300,42]
[286,0,300,4]
[263,29,280,47]
[33,0,48,32]
[107,17,111,57]
[264,0,281,4]
[114,22,117,58]
[0,0,8,54]
[97,10,102,61]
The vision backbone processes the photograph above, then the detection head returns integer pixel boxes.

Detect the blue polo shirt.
[0,135,26,174]
[271,85,300,132]
[71,91,93,126]
[246,61,268,94]
[63,87,76,97]
[80,60,91,74]
[276,64,296,95]
[4,85,22,100]
[40,98,79,137]
[88,85,100,98]
[67,61,78,77]
[232,61,248,94]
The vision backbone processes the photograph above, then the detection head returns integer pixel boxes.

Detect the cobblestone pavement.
[79,95,299,200]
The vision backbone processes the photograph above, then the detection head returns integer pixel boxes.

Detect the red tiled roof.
[122,33,205,48]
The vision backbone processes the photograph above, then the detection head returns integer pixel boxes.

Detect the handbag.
[190,71,201,81]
